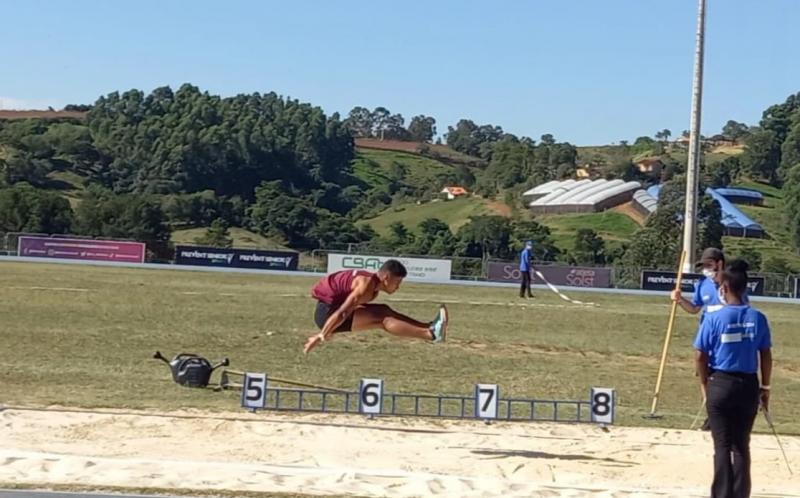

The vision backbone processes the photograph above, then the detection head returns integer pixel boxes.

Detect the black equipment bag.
[153,351,229,388]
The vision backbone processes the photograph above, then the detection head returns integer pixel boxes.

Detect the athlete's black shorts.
[314,301,353,333]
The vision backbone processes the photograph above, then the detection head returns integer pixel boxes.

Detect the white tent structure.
[528,179,641,214]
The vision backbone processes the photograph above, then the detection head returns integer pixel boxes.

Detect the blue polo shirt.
[519,247,532,271]
[692,276,749,322]
[693,305,771,374]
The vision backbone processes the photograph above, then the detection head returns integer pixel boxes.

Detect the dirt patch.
[355,138,424,153]
[612,202,646,226]
[486,200,513,217]
[0,110,87,120]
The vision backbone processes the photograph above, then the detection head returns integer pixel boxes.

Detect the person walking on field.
[303,259,448,354]
[693,260,772,498]
[519,240,534,298]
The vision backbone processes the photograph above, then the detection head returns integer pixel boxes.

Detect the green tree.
[574,228,606,265]
[194,218,233,248]
[387,221,413,248]
[247,180,370,250]
[74,188,171,256]
[733,247,763,273]
[87,85,357,198]
[412,218,456,256]
[408,115,437,142]
[780,121,800,179]
[345,106,374,137]
[0,149,52,187]
[782,164,800,251]
[455,215,514,260]
[540,134,555,146]
[762,256,795,275]
[722,120,750,141]
[247,181,318,248]
[742,130,782,185]
[371,107,391,140]
[0,183,73,234]
[383,113,409,140]
[704,156,741,187]
[445,119,504,157]
[511,219,560,262]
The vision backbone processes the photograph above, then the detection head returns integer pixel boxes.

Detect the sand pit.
[1,406,798,497]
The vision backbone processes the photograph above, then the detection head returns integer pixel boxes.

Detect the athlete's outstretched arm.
[303,280,374,355]
[319,280,371,339]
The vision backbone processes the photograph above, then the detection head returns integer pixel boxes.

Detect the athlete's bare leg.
[304,304,446,354]
[351,304,433,340]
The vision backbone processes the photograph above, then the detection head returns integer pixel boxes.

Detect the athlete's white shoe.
[429,305,448,343]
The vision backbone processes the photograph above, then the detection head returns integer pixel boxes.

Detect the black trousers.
[706,371,760,498]
[520,269,533,297]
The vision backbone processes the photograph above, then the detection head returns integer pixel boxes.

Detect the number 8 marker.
[590,387,615,424]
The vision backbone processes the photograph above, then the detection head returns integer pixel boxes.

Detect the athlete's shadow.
[468,448,638,467]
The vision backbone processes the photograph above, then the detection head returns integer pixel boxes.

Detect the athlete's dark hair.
[721,259,750,297]
[380,259,407,278]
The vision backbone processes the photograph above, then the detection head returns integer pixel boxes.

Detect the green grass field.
[2,261,799,434]
[358,197,492,235]
[171,227,288,250]
[351,149,461,190]
[536,211,640,252]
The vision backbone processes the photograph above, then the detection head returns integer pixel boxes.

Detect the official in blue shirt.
[672,248,749,321]
[673,247,750,431]
[693,260,772,498]
[519,240,534,298]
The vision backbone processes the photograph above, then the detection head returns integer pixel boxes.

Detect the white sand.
[1,406,798,497]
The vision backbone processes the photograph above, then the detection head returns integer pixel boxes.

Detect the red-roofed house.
[441,186,468,200]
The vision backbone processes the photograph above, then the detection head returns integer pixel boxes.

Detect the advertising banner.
[326,253,452,282]
[487,262,613,288]
[641,270,765,296]
[18,236,146,263]
[174,245,299,271]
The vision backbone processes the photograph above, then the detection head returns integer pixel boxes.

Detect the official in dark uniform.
[693,260,772,498]
[519,240,534,298]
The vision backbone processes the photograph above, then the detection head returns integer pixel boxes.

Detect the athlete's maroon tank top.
[311,270,378,307]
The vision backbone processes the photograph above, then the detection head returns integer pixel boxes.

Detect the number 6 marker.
[359,378,383,415]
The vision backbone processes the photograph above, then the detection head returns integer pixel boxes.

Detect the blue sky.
[1,0,798,145]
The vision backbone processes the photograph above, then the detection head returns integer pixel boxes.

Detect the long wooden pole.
[222,369,349,394]
[648,250,688,417]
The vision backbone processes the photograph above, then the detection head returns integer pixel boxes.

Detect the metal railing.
[242,385,597,423]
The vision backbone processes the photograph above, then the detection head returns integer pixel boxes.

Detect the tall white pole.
[682,0,707,273]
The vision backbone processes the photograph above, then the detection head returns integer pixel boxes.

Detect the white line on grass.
[8,286,89,292]
[273,293,577,309]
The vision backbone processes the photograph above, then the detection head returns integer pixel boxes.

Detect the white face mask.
[702,268,716,279]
